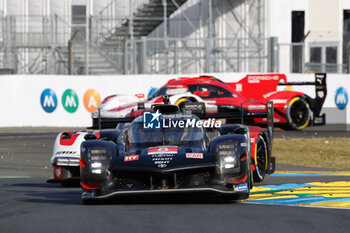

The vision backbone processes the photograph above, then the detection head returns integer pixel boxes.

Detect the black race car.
[79,102,274,204]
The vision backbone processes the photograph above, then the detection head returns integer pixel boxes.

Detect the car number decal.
[185,153,203,159]
[148,146,178,154]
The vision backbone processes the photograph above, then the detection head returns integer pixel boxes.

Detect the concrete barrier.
[0,73,349,127]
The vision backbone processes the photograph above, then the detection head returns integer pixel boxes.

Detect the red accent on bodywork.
[109,103,137,112]
[95,132,100,139]
[228,175,248,184]
[193,91,209,96]
[135,93,145,98]
[101,95,117,104]
[79,159,87,168]
[128,109,144,117]
[124,155,139,162]
[148,146,178,154]
[60,132,79,146]
[248,126,263,161]
[226,74,287,100]
[53,165,62,179]
[80,181,100,190]
[153,96,164,104]
[240,153,247,162]
[166,84,188,89]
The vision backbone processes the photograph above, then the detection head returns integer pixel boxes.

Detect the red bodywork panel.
[102,94,117,104]
[162,75,307,124]
[226,74,287,100]
[59,132,79,146]
[248,126,264,163]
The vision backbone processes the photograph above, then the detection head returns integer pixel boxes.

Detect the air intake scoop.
[152,104,179,114]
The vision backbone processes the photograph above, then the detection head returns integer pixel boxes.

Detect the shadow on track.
[5,182,244,205]
[81,193,245,205]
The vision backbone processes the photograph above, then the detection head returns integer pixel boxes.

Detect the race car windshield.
[127,116,205,151]
[147,87,188,100]
[148,87,167,100]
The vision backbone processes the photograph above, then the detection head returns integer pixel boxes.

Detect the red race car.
[148,73,327,130]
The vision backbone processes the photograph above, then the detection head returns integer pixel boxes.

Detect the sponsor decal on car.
[55,151,77,155]
[54,167,62,179]
[235,83,242,92]
[124,155,139,162]
[248,105,266,110]
[235,183,248,191]
[248,75,280,83]
[271,99,287,104]
[148,146,178,154]
[185,153,203,159]
[152,154,174,168]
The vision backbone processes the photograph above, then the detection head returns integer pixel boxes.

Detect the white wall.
[0,73,349,127]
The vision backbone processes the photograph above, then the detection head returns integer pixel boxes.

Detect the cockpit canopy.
[120,114,207,152]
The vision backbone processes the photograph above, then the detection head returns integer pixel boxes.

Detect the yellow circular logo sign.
[83,89,101,113]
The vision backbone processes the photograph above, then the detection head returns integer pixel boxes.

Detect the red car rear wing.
[227,73,327,126]
[278,73,327,123]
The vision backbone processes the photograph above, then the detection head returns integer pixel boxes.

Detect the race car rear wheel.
[175,97,193,112]
[253,134,267,182]
[286,96,310,130]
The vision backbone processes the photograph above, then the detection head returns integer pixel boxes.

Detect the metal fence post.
[162,0,168,74]
[68,40,73,74]
[137,37,147,74]
[237,39,240,72]
[205,39,211,73]
[174,40,178,74]
[129,0,134,74]
[268,37,279,72]
[124,40,128,74]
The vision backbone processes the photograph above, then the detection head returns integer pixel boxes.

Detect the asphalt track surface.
[0,126,350,233]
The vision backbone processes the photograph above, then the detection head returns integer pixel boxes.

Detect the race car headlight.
[220,155,238,170]
[91,162,102,168]
[223,156,237,169]
[216,144,239,173]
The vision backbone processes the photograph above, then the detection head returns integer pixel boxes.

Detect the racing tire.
[286,96,310,130]
[175,98,193,112]
[253,134,267,183]
[249,166,254,190]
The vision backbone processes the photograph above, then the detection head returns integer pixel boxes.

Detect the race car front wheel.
[286,96,310,130]
[253,134,267,183]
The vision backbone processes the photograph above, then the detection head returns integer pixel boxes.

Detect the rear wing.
[227,73,327,126]
[278,73,327,125]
